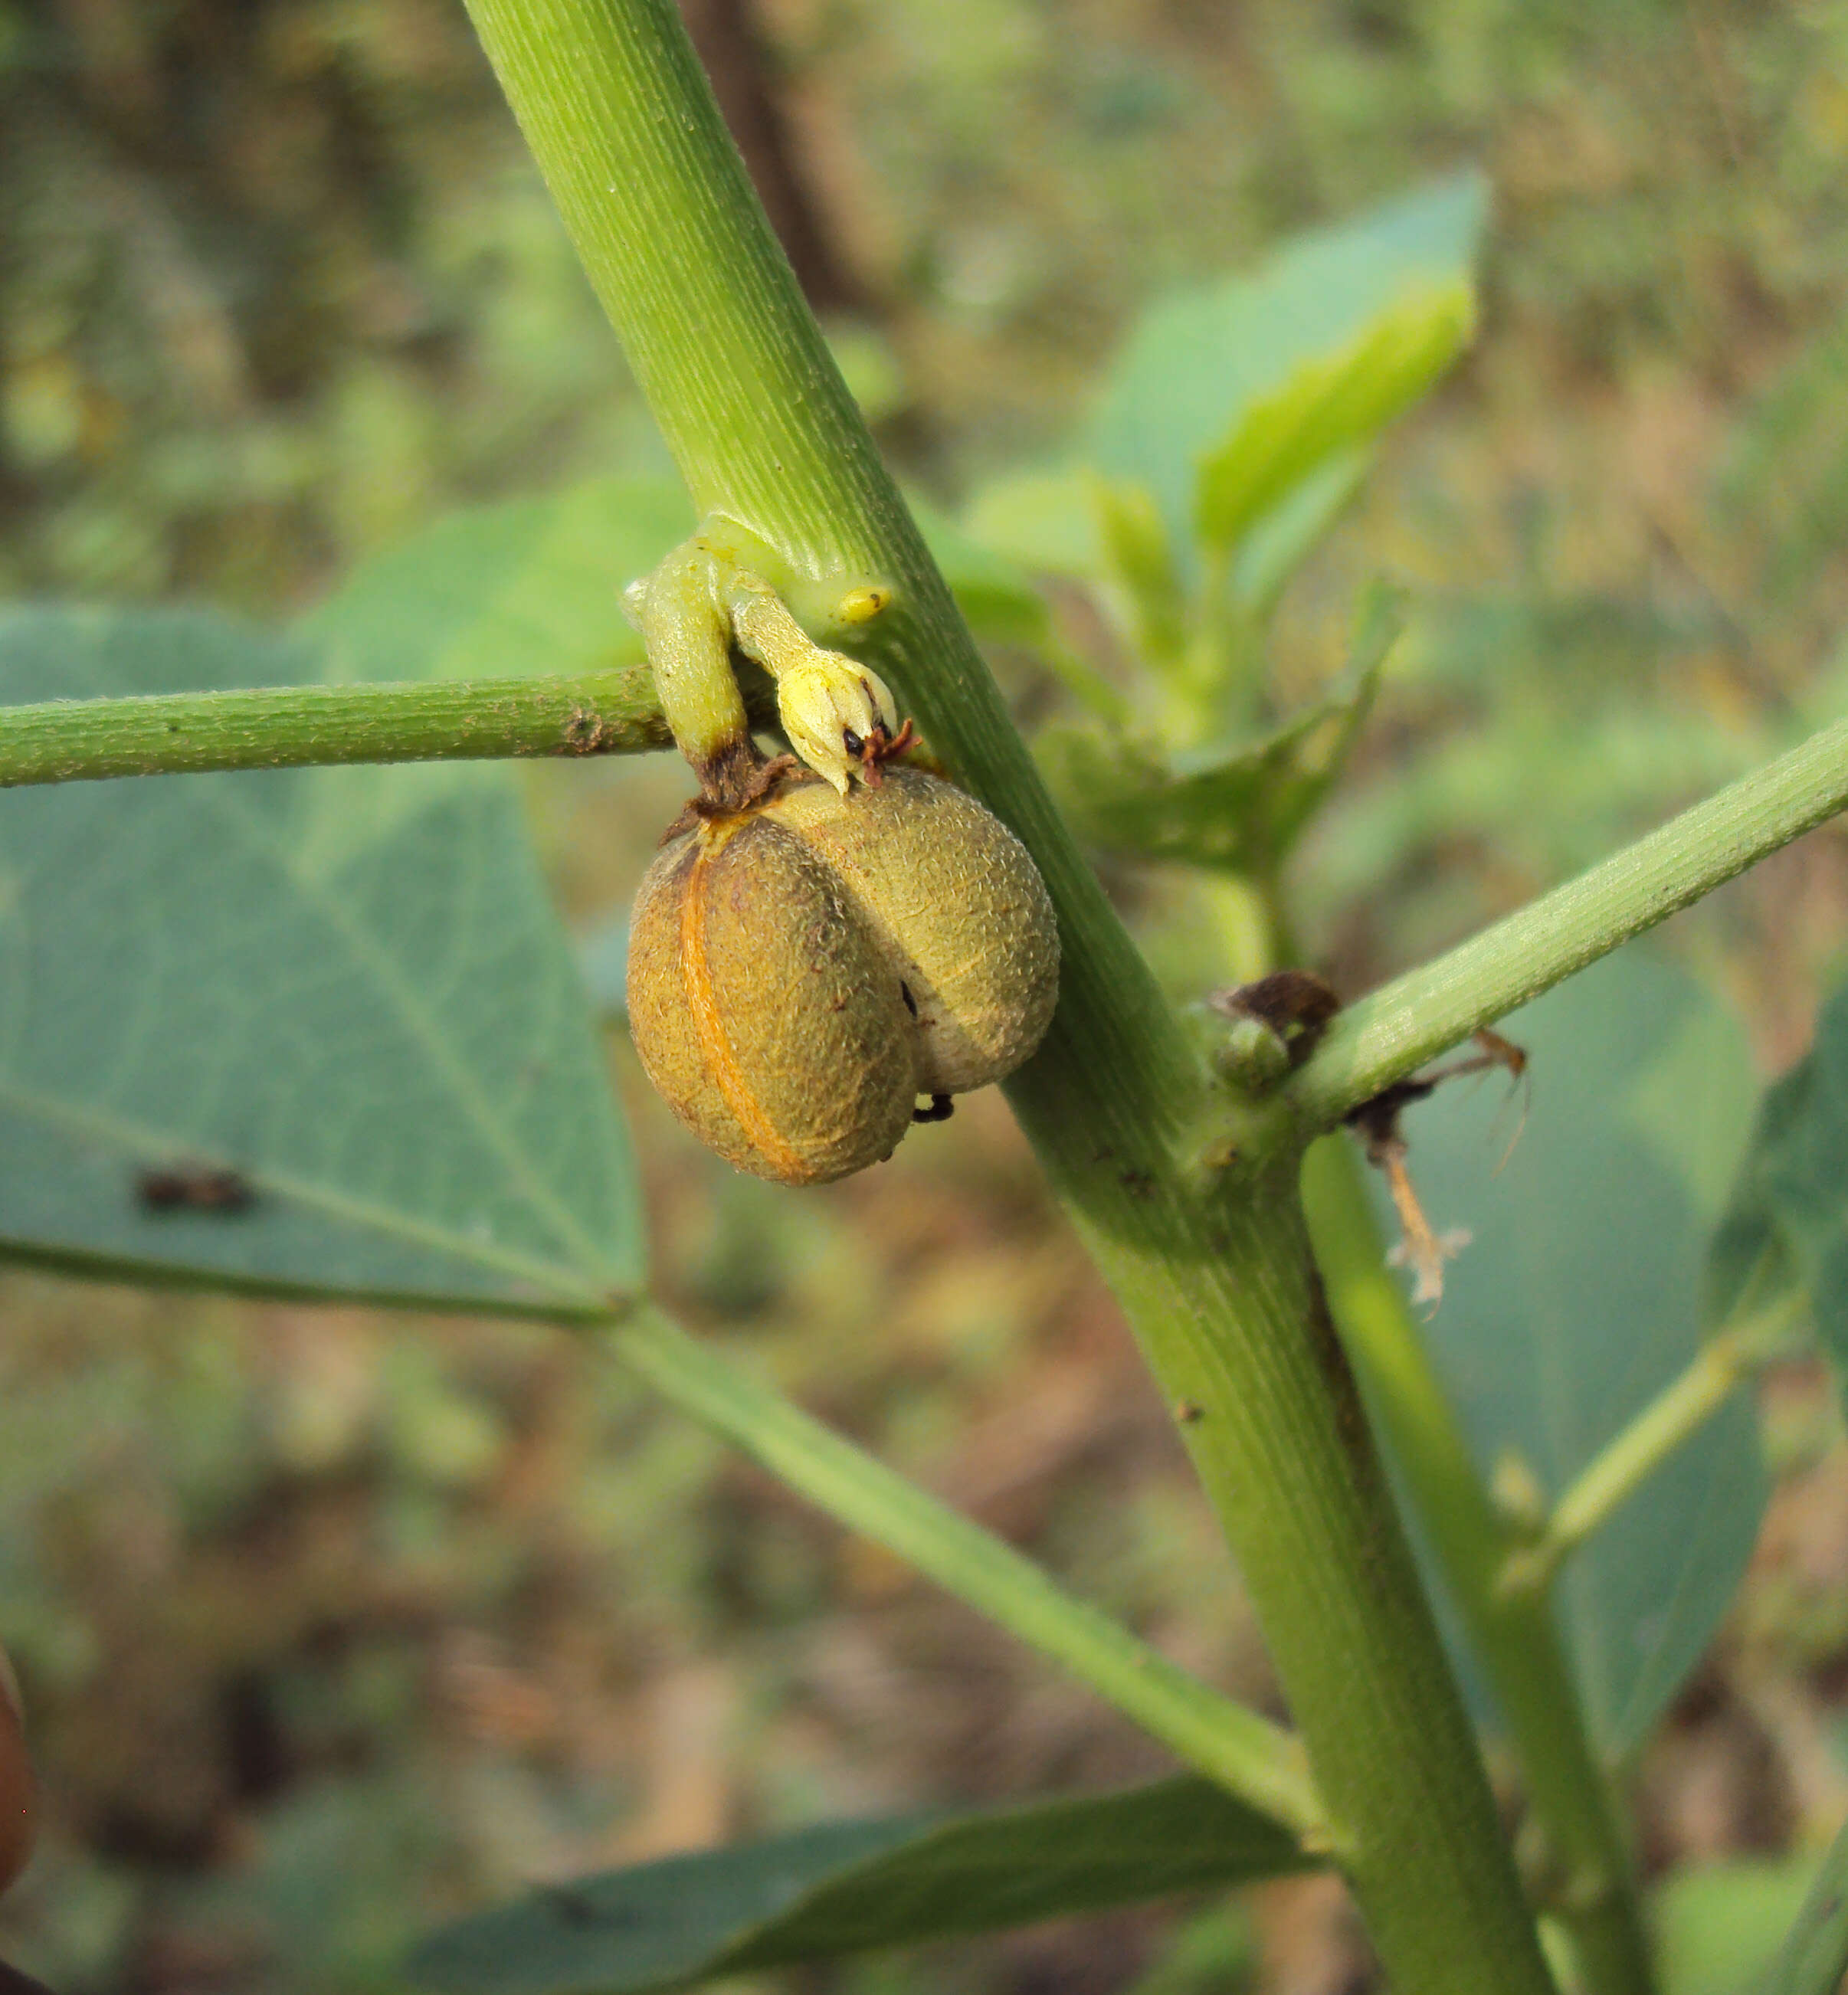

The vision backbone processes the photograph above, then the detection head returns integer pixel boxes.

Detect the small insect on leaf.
[136,1165,257,1217]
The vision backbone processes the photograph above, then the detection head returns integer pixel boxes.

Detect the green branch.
[0,667,768,786]
[1302,1136,1654,1995]
[457,3,1560,1990]
[1502,1288,1807,1601]
[614,1306,1325,1840]
[1288,715,1848,1132]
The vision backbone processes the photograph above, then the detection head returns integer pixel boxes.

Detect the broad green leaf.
[407,1777,1312,1995]
[0,606,641,1316]
[1229,447,1370,621]
[1037,585,1397,873]
[1092,477,1188,663]
[1089,174,1486,562]
[303,476,693,683]
[962,470,1103,581]
[1653,1855,1823,1995]
[1383,950,1764,1754]
[1709,975,1848,1367]
[1751,1816,1848,1995]
[1193,277,1473,559]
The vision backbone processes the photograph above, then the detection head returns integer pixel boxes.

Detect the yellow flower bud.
[776,653,903,795]
[832,584,892,627]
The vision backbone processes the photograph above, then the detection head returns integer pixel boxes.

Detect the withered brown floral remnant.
[1345,1030,1529,1310]
[1210,968,1342,1069]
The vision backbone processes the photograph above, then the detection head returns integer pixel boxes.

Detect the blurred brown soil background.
[5,0,1848,1989]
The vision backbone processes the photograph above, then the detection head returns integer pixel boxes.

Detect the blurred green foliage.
[5,0,1848,1990]
[0,0,663,608]
[1652,1853,1823,1995]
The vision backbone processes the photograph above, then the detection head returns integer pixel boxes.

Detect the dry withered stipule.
[1210,968,1342,1068]
[1344,1028,1530,1311]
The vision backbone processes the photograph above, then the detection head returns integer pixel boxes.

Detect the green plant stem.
[1504,1291,1805,1601]
[1302,1135,1654,1995]
[458,4,1560,1989]
[0,667,759,786]
[1288,715,1848,1132]
[613,1305,1322,1838]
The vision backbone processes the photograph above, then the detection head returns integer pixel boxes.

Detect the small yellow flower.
[777,652,903,794]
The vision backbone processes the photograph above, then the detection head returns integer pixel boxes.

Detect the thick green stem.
[0,667,763,785]
[457,3,1558,1987]
[1303,1137,1654,1995]
[614,1305,1322,1838]
[1289,716,1848,1132]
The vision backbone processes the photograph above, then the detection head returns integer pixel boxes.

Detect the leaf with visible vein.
[303,477,692,684]
[0,605,641,1316]
[1037,587,1398,873]
[1089,173,1485,563]
[408,1777,1314,1995]
[1193,278,1475,559]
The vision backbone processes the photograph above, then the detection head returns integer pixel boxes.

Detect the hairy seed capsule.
[627,812,917,1185]
[761,768,1060,1096]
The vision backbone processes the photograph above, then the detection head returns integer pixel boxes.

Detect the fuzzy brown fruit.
[627,768,1060,1185]
[627,810,918,1184]
[761,768,1060,1096]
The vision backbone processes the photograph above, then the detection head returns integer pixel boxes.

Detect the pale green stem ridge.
[614,1305,1325,1842]
[1503,1289,1807,1600]
[0,668,764,786]
[459,3,1561,1987]
[1289,715,1848,1132]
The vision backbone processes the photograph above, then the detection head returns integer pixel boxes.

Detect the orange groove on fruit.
[679,835,807,1181]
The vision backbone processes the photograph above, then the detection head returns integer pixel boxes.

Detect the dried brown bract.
[1345,1028,1530,1310]
[1210,968,1342,1068]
